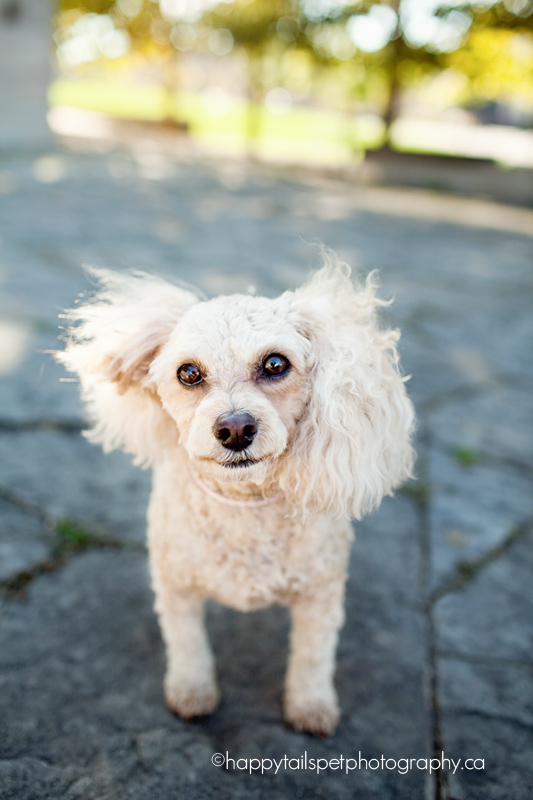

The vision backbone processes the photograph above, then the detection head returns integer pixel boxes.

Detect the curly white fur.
[57,256,415,736]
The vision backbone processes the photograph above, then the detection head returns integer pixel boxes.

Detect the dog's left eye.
[262,354,290,378]
[177,363,203,386]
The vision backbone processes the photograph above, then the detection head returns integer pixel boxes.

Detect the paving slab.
[428,385,533,470]
[399,335,482,407]
[435,527,533,662]
[0,329,83,425]
[428,447,533,591]
[0,537,430,800]
[0,146,532,799]
[438,657,533,800]
[0,499,50,582]
[0,430,150,543]
[0,242,85,328]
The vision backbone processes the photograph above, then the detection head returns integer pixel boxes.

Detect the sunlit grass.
[49,78,384,163]
[49,78,169,121]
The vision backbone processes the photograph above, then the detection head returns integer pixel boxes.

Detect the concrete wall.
[0,0,52,146]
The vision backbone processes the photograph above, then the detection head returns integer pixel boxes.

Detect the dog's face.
[59,264,414,516]
[152,293,312,484]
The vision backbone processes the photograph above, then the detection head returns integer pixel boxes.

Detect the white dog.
[57,257,414,736]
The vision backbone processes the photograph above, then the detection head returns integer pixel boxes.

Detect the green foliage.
[398,481,430,505]
[60,0,116,12]
[55,518,99,553]
[432,2,533,104]
[451,446,483,467]
[207,0,299,47]
[53,0,533,138]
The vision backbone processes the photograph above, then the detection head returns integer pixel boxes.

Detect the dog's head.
[58,260,414,518]
[151,292,311,488]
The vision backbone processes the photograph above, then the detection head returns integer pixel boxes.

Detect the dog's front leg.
[284,583,345,736]
[154,582,220,719]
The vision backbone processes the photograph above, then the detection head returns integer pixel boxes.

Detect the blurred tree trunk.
[380,0,401,150]
[381,60,401,149]
[158,50,189,131]
[161,52,179,125]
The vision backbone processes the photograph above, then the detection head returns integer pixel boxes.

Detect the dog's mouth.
[197,454,272,470]
[222,457,262,469]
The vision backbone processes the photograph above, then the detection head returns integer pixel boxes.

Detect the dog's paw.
[165,680,220,720]
[284,696,340,737]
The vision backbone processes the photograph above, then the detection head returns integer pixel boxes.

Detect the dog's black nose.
[214,412,258,452]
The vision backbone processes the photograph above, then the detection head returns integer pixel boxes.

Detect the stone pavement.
[0,144,532,800]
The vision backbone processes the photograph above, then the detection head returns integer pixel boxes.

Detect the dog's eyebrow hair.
[253,348,293,366]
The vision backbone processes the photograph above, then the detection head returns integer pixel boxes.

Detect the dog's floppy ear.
[56,268,198,466]
[280,259,415,519]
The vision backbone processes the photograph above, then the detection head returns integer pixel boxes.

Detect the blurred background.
[1,0,532,199]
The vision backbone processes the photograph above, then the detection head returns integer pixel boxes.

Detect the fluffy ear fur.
[280,258,415,520]
[56,269,198,466]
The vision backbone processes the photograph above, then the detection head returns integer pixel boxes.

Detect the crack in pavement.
[0,535,145,599]
[437,650,533,670]
[0,484,51,522]
[0,484,145,598]
[430,520,531,604]
[412,426,448,800]
[0,418,85,434]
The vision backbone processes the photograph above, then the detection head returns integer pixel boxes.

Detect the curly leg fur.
[153,584,220,719]
[284,584,345,736]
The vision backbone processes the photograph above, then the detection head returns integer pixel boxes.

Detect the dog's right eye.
[177,364,203,386]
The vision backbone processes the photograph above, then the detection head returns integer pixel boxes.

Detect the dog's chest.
[151,502,306,610]
[148,463,350,611]
[200,512,298,609]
